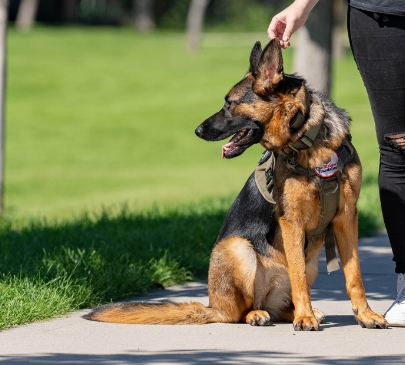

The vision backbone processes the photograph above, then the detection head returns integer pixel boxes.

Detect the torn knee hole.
[385,132,405,152]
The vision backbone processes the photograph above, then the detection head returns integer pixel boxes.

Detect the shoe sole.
[386,322,405,327]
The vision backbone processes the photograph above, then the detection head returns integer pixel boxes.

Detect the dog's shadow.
[319,315,357,329]
[314,233,396,301]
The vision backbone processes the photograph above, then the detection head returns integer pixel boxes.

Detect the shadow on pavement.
[0,351,404,365]
[313,233,396,301]
[139,233,396,305]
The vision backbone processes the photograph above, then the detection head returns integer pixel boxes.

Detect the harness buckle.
[300,135,314,148]
[320,176,339,194]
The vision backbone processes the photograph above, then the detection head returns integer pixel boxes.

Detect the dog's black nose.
[195,124,205,137]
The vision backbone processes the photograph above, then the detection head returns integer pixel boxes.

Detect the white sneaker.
[384,273,405,327]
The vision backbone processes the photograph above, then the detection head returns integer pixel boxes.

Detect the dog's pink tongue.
[221,141,233,159]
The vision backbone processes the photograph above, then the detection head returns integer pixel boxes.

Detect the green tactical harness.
[254,95,355,273]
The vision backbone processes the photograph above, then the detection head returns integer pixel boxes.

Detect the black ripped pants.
[348,6,405,274]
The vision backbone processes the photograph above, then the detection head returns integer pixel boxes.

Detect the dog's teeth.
[234,130,245,142]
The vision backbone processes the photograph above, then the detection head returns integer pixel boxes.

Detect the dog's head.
[195,39,309,158]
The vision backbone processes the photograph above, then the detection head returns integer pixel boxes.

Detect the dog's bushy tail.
[83,301,217,325]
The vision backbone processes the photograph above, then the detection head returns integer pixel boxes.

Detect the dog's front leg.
[279,217,319,331]
[333,204,388,329]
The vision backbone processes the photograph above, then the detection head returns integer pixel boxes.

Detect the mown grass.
[7,27,379,220]
[1,27,384,329]
[0,274,91,327]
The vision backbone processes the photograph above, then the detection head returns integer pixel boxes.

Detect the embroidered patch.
[314,153,339,178]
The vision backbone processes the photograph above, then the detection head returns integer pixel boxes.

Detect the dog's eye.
[223,100,231,110]
[226,100,235,108]
[223,100,233,118]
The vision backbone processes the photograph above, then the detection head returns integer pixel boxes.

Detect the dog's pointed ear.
[253,39,283,95]
[249,41,262,76]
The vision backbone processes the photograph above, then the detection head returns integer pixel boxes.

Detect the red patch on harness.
[314,153,339,178]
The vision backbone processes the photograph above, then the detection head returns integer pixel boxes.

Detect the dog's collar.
[284,94,323,155]
[289,91,312,130]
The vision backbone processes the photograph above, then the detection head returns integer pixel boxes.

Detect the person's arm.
[267,0,319,48]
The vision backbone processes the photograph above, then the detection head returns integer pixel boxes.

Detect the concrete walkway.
[0,233,404,364]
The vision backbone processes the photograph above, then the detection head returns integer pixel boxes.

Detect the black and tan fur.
[84,40,388,330]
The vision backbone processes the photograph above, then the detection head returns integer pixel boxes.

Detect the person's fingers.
[267,14,296,48]
[282,19,295,44]
[267,17,283,40]
[269,25,291,48]
[267,21,290,48]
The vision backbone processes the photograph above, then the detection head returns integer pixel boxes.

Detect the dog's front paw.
[293,315,319,331]
[354,308,389,329]
[313,308,326,324]
[245,310,271,326]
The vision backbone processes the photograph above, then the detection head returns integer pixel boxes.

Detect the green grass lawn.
[7,27,379,220]
[0,200,227,329]
[0,27,384,329]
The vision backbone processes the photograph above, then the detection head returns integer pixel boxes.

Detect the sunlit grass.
[7,27,379,220]
[0,274,91,329]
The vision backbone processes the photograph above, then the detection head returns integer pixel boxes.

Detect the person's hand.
[267,0,319,48]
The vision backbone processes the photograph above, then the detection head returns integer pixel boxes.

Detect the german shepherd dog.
[84,39,388,330]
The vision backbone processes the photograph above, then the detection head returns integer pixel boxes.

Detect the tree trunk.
[62,0,77,23]
[293,1,334,96]
[333,0,347,60]
[16,0,39,31]
[133,0,155,32]
[0,0,7,213]
[186,0,210,53]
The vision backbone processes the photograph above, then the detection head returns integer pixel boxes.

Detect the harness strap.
[285,135,354,178]
[336,135,355,172]
[324,227,340,272]
[325,136,354,271]
[255,150,276,204]
[286,94,323,153]
[289,91,312,130]
[305,174,341,273]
